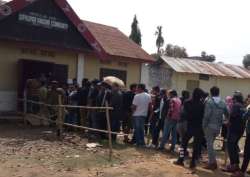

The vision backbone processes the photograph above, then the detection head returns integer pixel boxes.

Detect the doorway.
[17,59,68,110]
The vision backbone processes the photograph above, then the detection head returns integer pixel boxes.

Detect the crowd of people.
[25,76,250,177]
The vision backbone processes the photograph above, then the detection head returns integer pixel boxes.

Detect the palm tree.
[155,26,164,54]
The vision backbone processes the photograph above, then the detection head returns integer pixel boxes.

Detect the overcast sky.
[68,0,250,65]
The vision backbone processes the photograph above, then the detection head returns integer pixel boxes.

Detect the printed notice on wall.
[148,65,173,89]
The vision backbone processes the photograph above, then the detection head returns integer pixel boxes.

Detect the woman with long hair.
[174,88,205,169]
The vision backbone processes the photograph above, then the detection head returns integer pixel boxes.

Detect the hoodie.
[203,97,229,133]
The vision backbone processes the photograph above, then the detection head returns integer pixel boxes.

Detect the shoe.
[189,162,196,169]
[147,144,156,149]
[173,159,184,167]
[157,146,165,151]
[169,146,175,153]
[204,163,218,170]
[222,165,240,173]
[123,139,130,144]
[231,171,245,177]
[128,140,136,145]
[189,160,196,169]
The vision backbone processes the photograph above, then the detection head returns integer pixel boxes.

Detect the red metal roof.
[0,0,153,62]
[161,56,250,79]
[83,20,154,62]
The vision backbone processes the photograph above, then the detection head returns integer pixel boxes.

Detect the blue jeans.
[160,119,177,149]
[133,116,146,146]
[150,117,164,146]
[65,111,78,125]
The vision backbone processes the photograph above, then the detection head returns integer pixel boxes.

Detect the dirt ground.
[0,120,247,177]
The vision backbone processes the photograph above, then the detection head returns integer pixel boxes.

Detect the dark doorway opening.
[17,59,68,110]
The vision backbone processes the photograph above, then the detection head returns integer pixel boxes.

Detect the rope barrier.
[21,112,130,136]
[11,97,250,163]
[18,99,113,110]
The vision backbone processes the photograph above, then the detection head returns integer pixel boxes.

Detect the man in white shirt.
[132,84,153,146]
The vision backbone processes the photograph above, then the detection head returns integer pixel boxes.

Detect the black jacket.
[229,102,246,135]
[184,99,204,132]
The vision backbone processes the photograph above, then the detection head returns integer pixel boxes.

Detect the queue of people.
[25,77,250,177]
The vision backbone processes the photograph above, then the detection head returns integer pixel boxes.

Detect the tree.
[201,51,206,58]
[155,26,164,54]
[200,51,216,62]
[243,54,250,68]
[165,44,188,58]
[129,15,142,46]
[188,51,216,62]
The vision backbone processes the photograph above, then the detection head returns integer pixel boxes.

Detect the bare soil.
[0,120,246,177]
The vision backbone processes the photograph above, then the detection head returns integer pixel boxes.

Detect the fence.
[18,96,130,161]
[13,97,249,165]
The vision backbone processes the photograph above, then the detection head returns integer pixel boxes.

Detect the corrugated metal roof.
[161,56,250,79]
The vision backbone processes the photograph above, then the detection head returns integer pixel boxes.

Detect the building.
[141,56,250,98]
[0,0,153,112]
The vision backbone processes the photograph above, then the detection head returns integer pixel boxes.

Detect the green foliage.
[165,44,188,58]
[129,15,142,46]
[155,26,164,54]
[200,51,216,62]
[243,54,250,68]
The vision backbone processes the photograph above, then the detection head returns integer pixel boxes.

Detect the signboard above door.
[18,12,68,31]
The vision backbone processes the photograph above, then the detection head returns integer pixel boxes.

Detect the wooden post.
[23,91,27,125]
[57,95,63,139]
[105,101,113,161]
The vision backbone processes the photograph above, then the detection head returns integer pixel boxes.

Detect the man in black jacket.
[122,84,137,143]
[150,86,164,148]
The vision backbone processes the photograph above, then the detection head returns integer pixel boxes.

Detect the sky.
[68,0,250,65]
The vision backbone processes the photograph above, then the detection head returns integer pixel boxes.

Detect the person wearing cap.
[47,81,59,122]
[95,81,111,139]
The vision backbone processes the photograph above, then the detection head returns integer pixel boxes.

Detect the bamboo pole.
[23,91,27,125]
[57,95,63,138]
[105,101,113,161]
[23,99,27,125]
[18,99,113,110]
[20,113,128,136]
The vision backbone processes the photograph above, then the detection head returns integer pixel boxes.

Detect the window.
[199,74,209,81]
